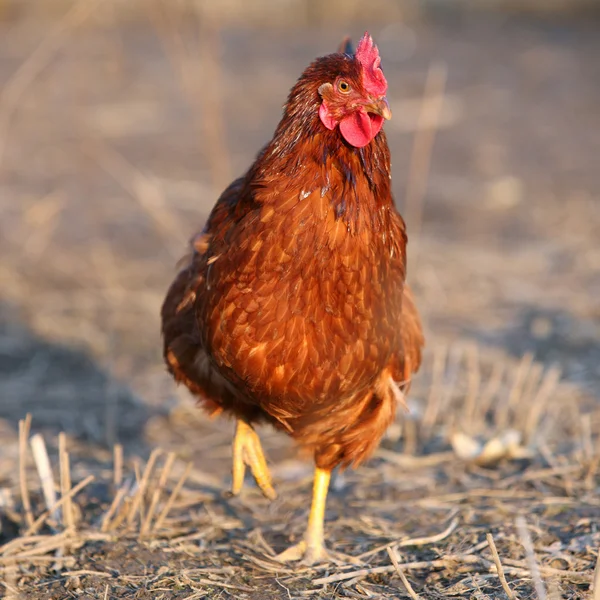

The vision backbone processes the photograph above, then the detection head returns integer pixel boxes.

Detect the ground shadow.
[466,303,600,397]
[0,302,156,452]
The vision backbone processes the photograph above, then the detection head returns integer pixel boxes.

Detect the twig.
[486,533,518,600]
[140,452,177,536]
[26,476,94,535]
[398,517,459,548]
[30,434,58,522]
[153,462,193,532]
[127,449,162,528]
[516,516,547,600]
[59,433,74,530]
[18,414,34,528]
[0,0,102,168]
[386,546,422,600]
[357,517,458,560]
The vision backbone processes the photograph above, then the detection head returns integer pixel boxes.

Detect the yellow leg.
[276,467,330,565]
[232,420,276,500]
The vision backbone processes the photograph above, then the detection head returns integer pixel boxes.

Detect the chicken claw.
[275,539,329,565]
[232,420,276,500]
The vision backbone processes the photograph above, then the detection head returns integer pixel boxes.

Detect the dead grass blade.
[113,443,123,488]
[486,533,518,600]
[498,352,533,430]
[140,452,177,536]
[153,461,193,532]
[386,546,422,600]
[100,485,129,533]
[18,414,34,528]
[126,449,162,529]
[358,517,458,561]
[30,434,58,522]
[26,476,95,536]
[59,433,74,530]
[516,516,546,600]
[525,366,561,444]
[422,342,447,435]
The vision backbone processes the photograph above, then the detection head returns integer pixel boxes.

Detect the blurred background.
[0,0,599,482]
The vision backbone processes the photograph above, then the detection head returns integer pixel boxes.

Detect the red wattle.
[339,110,383,148]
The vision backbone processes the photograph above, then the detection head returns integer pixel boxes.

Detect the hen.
[161,32,424,564]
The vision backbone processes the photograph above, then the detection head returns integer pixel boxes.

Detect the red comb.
[355,32,387,97]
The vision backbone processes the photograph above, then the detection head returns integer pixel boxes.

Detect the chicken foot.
[276,466,331,565]
[232,419,276,500]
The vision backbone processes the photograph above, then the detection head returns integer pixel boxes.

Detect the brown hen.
[161,32,424,564]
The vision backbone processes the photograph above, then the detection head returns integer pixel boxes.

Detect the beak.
[364,96,392,120]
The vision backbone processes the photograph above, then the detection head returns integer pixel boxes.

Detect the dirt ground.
[0,3,599,599]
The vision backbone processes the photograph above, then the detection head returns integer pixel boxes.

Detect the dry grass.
[0,3,599,599]
[1,345,599,598]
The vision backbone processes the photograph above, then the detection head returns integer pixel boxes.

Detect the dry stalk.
[477,360,505,425]
[113,443,123,488]
[486,533,518,600]
[18,414,34,528]
[153,462,193,532]
[127,449,162,529]
[26,476,94,535]
[517,362,544,424]
[525,366,561,444]
[497,352,533,429]
[59,433,74,530]
[101,486,128,533]
[422,342,448,434]
[30,434,58,522]
[386,546,422,600]
[140,452,177,536]
[516,516,546,600]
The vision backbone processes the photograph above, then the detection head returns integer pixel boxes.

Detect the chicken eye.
[338,80,351,93]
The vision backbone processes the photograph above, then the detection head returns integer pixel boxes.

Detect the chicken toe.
[232,420,276,500]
